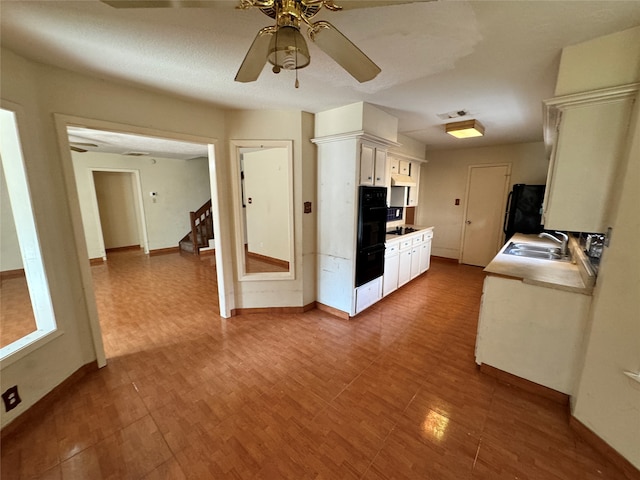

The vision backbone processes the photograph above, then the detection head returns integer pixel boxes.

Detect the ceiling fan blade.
[70,146,88,153]
[235,27,274,83]
[100,1,227,8]
[310,21,380,83]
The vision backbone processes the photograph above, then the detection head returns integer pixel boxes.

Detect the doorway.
[460,164,511,267]
[93,171,146,255]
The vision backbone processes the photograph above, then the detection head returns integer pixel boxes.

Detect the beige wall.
[226,110,316,309]
[555,26,640,96]
[0,48,228,428]
[559,27,640,469]
[0,164,22,271]
[573,91,640,470]
[415,142,548,259]
[73,151,211,258]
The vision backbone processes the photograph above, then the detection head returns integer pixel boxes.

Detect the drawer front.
[385,243,399,257]
[412,235,424,246]
[400,239,412,250]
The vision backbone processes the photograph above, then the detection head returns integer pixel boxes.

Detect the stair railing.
[189,199,213,256]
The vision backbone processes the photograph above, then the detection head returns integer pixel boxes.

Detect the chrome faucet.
[538,231,569,256]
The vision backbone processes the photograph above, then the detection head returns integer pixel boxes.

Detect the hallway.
[1,252,628,479]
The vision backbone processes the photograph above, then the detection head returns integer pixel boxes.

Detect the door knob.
[466,220,472,225]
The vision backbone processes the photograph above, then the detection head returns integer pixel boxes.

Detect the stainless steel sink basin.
[503,242,571,262]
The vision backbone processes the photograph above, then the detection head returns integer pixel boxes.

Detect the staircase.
[179,199,214,255]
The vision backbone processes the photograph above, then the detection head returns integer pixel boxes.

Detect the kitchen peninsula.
[475,233,595,398]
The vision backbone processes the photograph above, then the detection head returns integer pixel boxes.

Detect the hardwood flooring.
[1,251,632,479]
[0,273,37,348]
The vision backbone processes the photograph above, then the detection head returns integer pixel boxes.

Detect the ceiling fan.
[100,0,420,85]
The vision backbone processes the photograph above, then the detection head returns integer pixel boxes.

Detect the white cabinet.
[407,162,421,207]
[355,277,382,314]
[388,159,423,207]
[397,238,413,287]
[383,228,434,296]
[389,157,399,175]
[360,143,387,186]
[419,231,432,274]
[410,236,422,279]
[383,241,400,297]
[542,86,636,233]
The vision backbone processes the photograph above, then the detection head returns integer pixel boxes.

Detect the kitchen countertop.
[385,225,433,244]
[484,233,595,295]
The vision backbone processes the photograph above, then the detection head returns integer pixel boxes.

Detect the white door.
[461,164,511,267]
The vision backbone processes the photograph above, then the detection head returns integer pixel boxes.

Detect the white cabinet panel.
[543,89,635,232]
[419,239,431,274]
[475,275,591,394]
[398,248,412,287]
[355,277,382,313]
[374,149,387,186]
[359,144,375,185]
[383,251,400,297]
[410,246,421,279]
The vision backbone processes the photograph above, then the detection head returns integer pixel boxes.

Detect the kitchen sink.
[503,242,571,262]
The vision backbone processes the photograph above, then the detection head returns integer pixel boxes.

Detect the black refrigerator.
[503,184,545,241]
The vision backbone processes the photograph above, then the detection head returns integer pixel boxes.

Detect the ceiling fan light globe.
[267,25,310,70]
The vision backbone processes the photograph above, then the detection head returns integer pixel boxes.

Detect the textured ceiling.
[2,0,640,153]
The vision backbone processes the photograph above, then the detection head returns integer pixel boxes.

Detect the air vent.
[436,109,469,120]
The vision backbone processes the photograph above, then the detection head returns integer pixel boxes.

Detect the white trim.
[0,104,59,365]
[53,114,230,352]
[311,130,402,148]
[229,139,295,282]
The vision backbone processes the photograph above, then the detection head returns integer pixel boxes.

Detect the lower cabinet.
[398,247,412,287]
[354,277,382,314]
[419,231,433,274]
[475,275,591,394]
[383,244,400,297]
[383,228,433,297]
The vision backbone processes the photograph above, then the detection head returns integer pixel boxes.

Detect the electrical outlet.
[2,385,21,412]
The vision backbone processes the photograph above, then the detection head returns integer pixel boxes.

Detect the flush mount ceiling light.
[445,119,485,139]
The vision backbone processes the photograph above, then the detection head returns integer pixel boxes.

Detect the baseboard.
[479,363,570,405]
[569,416,640,480]
[89,257,105,266]
[149,247,180,256]
[246,251,290,270]
[0,268,25,280]
[105,245,141,253]
[231,302,316,316]
[431,256,459,264]
[199,248,215,257]
[1,361,99,439]
[316,302,350,320]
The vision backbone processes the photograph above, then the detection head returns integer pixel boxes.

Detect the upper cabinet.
[542,84,637,233]
[360,143,388,187]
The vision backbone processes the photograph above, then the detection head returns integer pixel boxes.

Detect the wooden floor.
[1,251,631,479]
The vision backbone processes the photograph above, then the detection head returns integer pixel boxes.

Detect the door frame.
[90,168,149,258]
[54,114,230,368]
[459,163,512,265]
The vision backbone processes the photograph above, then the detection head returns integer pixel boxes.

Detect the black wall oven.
[355,186,387,287]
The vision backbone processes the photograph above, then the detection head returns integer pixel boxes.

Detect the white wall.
[415,142,548,259]
[73,151,211,258]
[0,48,229,428]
